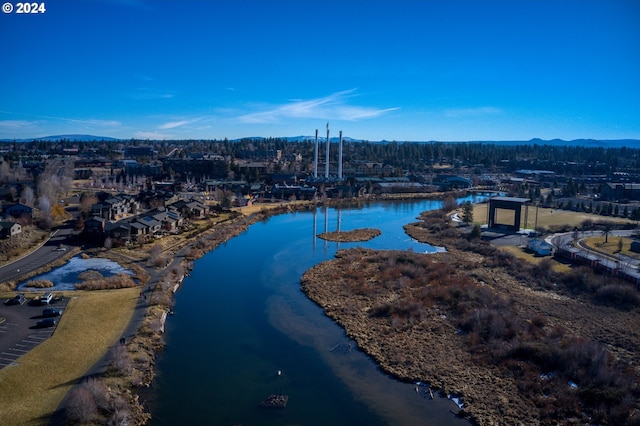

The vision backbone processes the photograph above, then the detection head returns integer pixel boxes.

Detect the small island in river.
[317,228,381,242]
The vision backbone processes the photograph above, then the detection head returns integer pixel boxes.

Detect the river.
[147,196,487,425]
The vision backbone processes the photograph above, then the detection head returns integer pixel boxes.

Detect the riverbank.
[82,193,471,424]
[301,210,640,425]
[82,201,327,424]
[5,192,471,424]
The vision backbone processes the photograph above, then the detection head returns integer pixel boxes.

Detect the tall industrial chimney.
[313,129,318,178]
[325,122,330,178]
[338,130,343,179]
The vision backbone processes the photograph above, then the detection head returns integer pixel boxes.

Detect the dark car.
[42,308,62,317]
[36,318,56,328]
[5,294,26,305]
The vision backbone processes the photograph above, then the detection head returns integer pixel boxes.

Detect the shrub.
[107,408,130,426]
[594,284,640,310]
[78,270,103,281]
[75,273,136,290]
[508,341,563,372]
[65,387,97,424]
[24,279,53,288]
[110,344,133,375]
[560,266,602,293]
[82,377,110,412]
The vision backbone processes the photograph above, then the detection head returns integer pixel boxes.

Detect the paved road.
[0,224,76,284]
[544,229,640,277]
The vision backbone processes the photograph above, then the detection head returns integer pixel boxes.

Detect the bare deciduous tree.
[110,344,133,375]
[37,195,52,229]
[0,161,11,184]
[65,387,97,424]
[20,185,34,206]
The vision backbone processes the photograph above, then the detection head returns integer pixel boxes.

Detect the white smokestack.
[313,129,318,178]
[325,122,330,178]
[338,130,343,179]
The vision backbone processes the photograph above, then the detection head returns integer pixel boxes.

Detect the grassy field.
[497,245,572,273]
[0,287,139,426]
[582,235,639,258]
[472,203,632,229]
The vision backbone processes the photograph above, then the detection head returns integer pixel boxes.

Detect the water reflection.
[18,256,132,291]
[149,196,491,425]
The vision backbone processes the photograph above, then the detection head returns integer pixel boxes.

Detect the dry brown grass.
[0,287,139,426]
[473,203,631,229]
[0,227,49,265]
[582,235,638,258]
[317,228,381,242]
[24,279,54,288]
[497,245,572,273]
[304,217,640,425]
[234,200,312,216]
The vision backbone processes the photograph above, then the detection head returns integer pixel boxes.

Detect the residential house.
[130,221,148,239]
[0,221,21,239]
[151,209,182,232]
[186,200,208,218]
[3,203,33,220]
[106,221,132,241]
[169,199,208,219]
[84,217,106,236]
[137,216,162,236]
[528,239,553,256]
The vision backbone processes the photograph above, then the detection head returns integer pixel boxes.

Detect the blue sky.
[1,0,639,141]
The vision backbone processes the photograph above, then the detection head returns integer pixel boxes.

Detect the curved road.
[548,229,640,271]
[0,224,76,284]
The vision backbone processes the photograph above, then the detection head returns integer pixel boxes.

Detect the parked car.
[39,293,53,305]
[42,308,62,317]
[5,294,25,305]
[36,318,56,328]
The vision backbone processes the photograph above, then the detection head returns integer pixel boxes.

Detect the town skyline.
[1,0,639,142]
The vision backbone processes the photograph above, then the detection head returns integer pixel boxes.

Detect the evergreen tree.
[462,201,474,224]
[470,224,482,239]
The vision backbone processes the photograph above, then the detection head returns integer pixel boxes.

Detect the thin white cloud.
[78,119,121,127]
[0,120,37,129]
[0,112,121,127]
[238,89,399,124]
[158,118,202,130]
[444,107,503,118]
[131,91,175,100]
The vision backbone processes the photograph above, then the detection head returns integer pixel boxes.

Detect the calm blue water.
[17,256,133,291]
[148,196,487,426]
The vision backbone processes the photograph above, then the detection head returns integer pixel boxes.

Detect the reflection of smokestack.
[325,122,330,178]
[313,129,318,178]
[338,130,343,179]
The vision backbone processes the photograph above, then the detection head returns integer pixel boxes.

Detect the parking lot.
[0,295,69,369]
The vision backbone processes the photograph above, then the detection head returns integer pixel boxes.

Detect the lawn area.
[497,245,572,273]
[472,203,632,229]
[0,287,139,426]
[581,235,639,258]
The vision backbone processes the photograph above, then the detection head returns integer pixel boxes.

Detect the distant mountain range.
[0,134,121,142]
[1,134,639,148]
